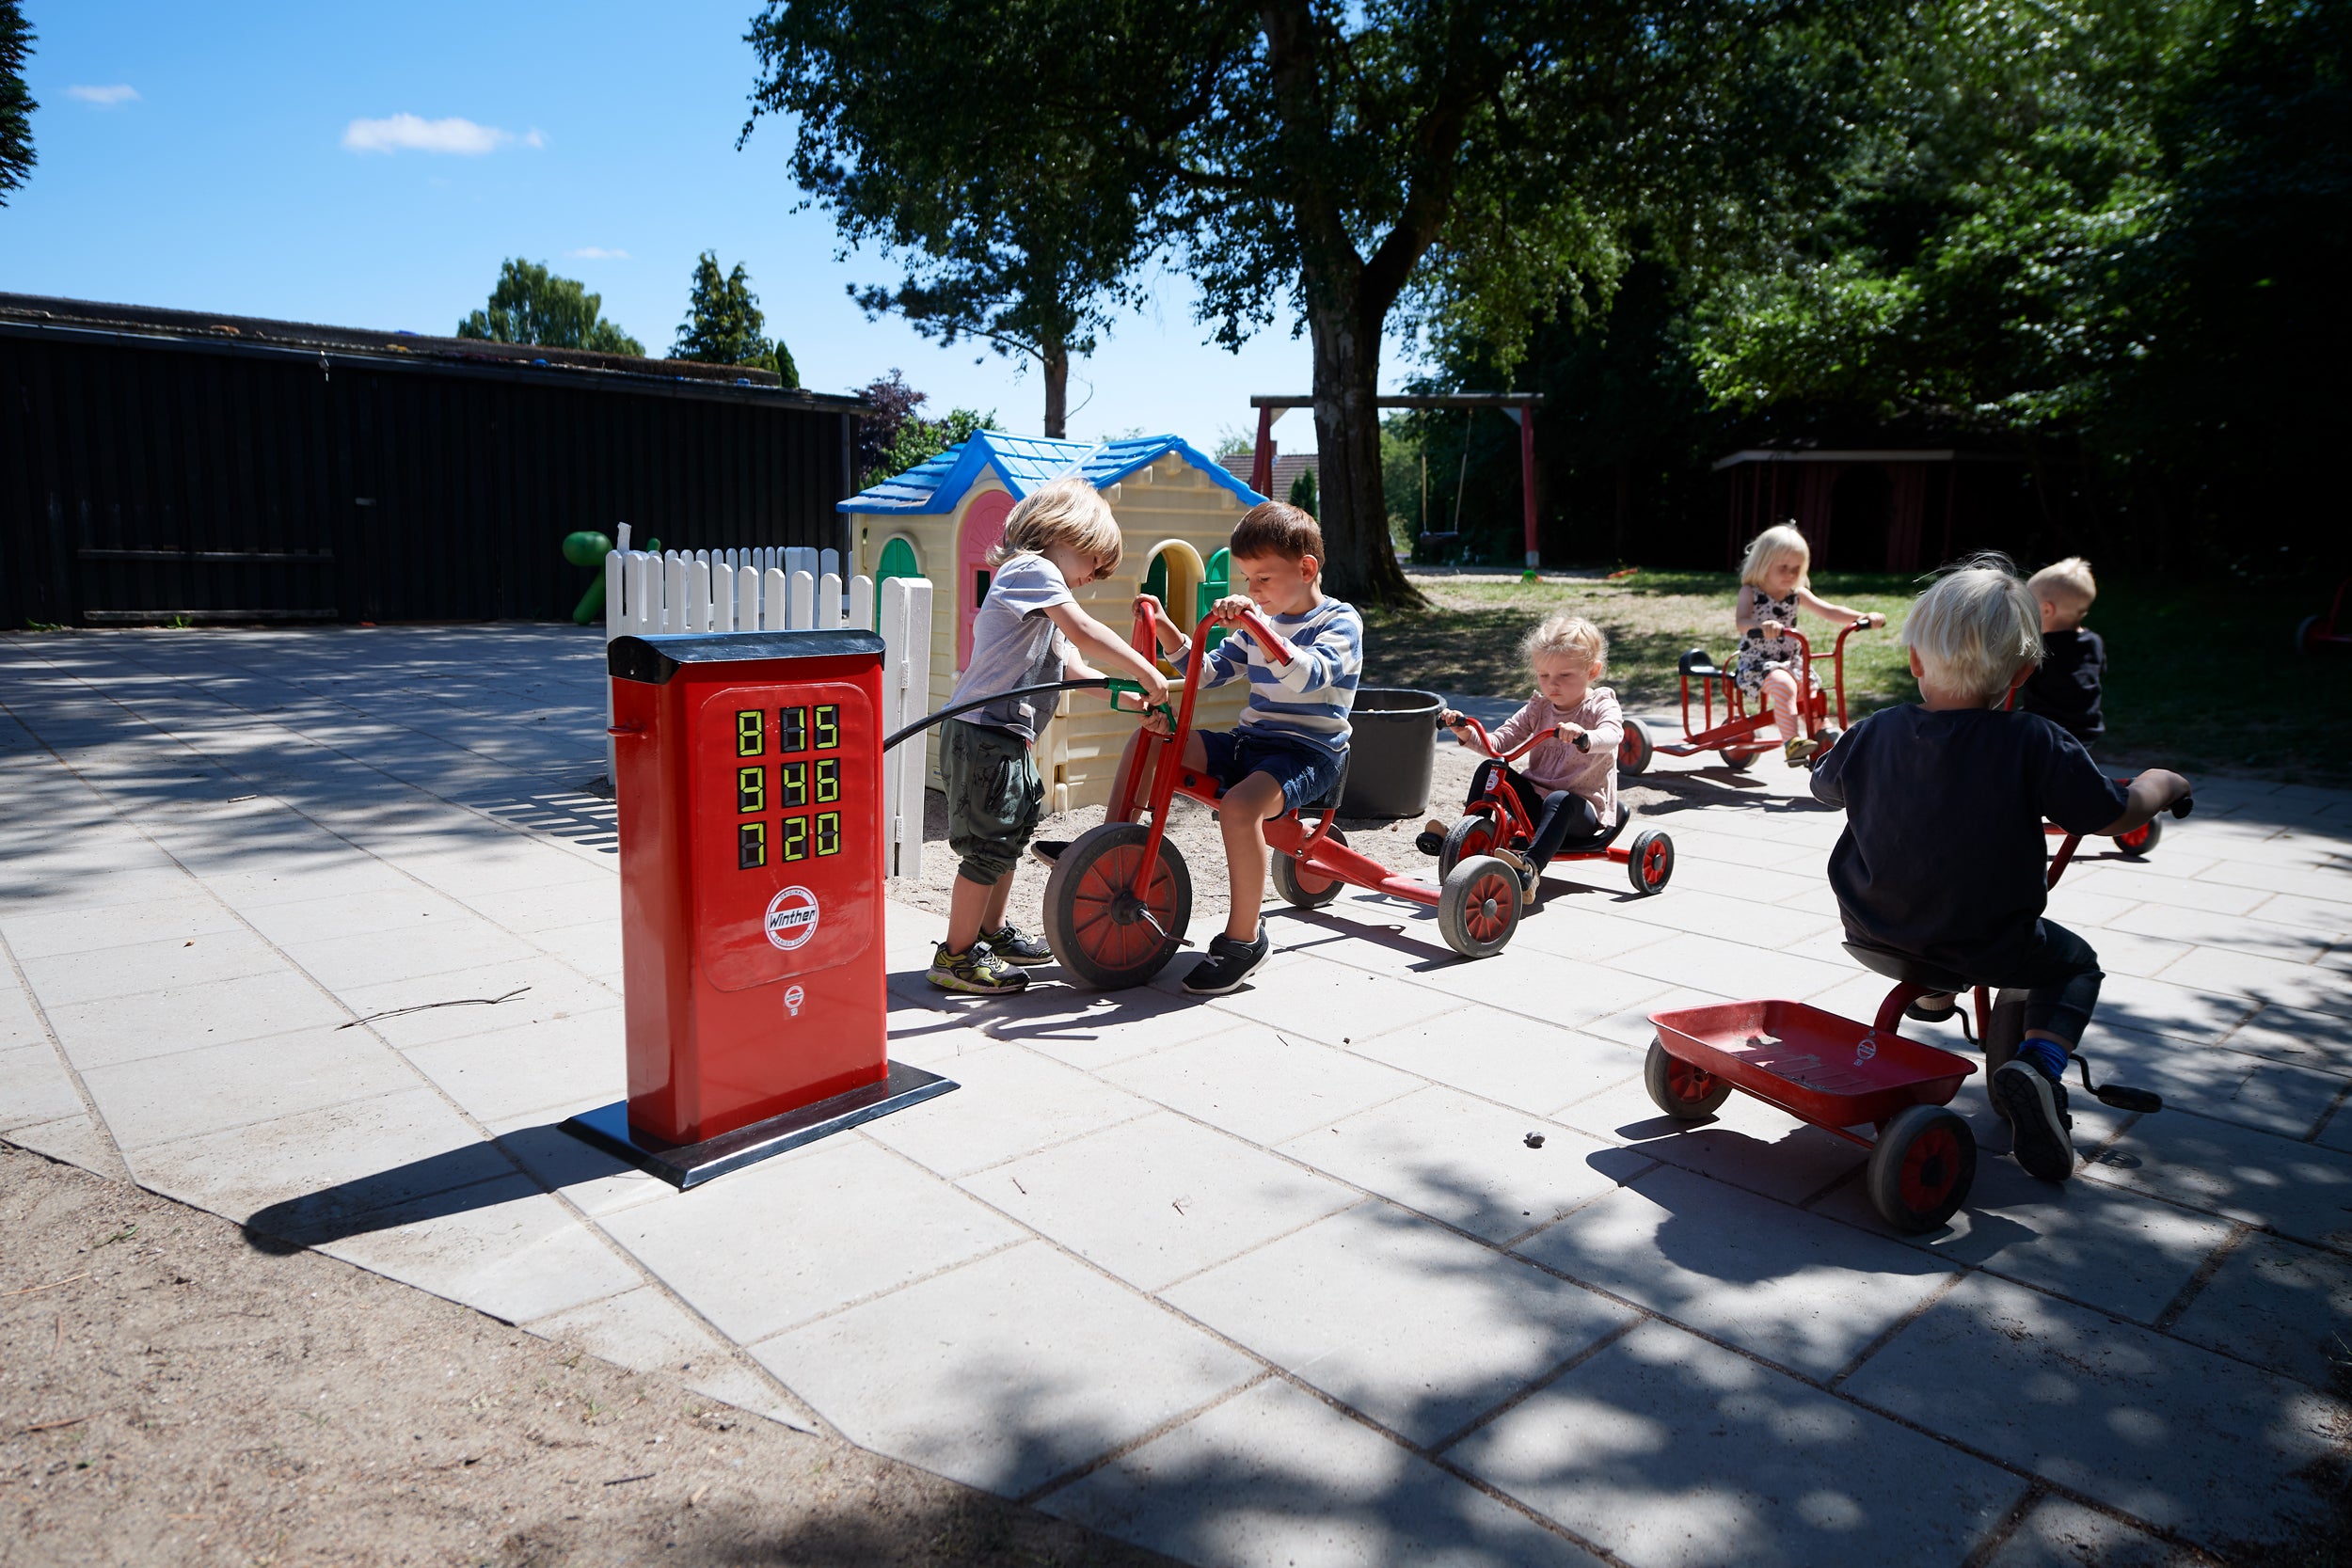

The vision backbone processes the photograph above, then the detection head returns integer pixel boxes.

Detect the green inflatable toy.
[565,531,614,625]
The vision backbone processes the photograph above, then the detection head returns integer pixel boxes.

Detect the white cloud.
[68,84,140,107]
[566,246,629,261]
[342,114,518,156]
[524,128,548,149]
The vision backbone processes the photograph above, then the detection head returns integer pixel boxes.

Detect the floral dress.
[1730,587,1818,698]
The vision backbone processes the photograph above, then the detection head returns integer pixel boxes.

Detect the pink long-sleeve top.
[1487,687,1624,821]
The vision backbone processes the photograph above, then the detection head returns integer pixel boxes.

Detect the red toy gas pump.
[564,628,955,1188]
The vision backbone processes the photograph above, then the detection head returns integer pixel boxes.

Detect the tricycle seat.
[1842,942,1970,994]
[1678,647,1727,682]
[1579,802,1633,853]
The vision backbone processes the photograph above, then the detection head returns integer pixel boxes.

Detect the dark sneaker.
[1029,839,1070,868]
[1183,930,1271,996]
[981,923,1054,965]
[1993,1059,2074,1181]
[1413,817,1447,857]
[928,942,1029,994]
[1904,993,1959,1025]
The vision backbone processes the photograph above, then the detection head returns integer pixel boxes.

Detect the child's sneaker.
[980,923,1053,965]
[928,942,1029,994]
[1028,840,1070,867]
[1413,817,1448,856]
[1183,929,1271,995]
[1992,1059,2074,1180]
[1784,735,1820,766]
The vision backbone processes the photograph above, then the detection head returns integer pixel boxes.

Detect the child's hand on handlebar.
[1554,721,1585,743]
[1438,707,1469,733]
[1857,612,1886,629]
[1207,594,1255,626]
[1759,620,1787,637]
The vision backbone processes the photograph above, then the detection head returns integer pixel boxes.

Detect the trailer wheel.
[1624,829,1674,896]
[1719,748,1755,771]
[1867,1104,1976,1233]
[1437,854,1520,958]
[1645,1037,1731,1119]
[2295,614,2320,656]
[1042,822,1192,990]
[1438,814,1501,879]
[1618,718,1654,777]
[2115,816,2161,857]
[1272,828,1347,910]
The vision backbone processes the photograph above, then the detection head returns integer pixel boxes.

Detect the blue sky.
[3,0,1427,451]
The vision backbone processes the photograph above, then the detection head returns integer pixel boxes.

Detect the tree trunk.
[1041,340,1069,440]
[1303,293,1415,607]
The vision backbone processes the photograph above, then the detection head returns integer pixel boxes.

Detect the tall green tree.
[456,259,644,356]
[0,0,35,205]
[673,250,799,386]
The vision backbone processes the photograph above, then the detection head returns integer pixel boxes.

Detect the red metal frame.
[2299,578,2352,650]
[1445,714,1647,877]
[1649,619,1875,764]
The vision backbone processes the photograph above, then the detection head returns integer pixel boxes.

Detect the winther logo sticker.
[764,885,820,951]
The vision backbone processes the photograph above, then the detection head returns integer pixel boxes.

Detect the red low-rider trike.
[1041,601,1527,987]
[1432,713,1675,900]
[1617,619,1878,777]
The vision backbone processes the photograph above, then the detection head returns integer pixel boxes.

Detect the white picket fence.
[599,523,935,878]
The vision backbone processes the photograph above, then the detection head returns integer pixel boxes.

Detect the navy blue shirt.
[2016,626,2106,746]
[1811,705,2127,975]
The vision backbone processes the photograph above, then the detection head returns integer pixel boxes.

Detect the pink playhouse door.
[958,491,1014,669]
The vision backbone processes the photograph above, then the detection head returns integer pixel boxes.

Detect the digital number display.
[736,710,763,757]
[777,705,808,754]
[737,821,766,869]
[736,766,764,814]
[815,757,839,803]
[780,816,809,863]
[781,761,807,808]
[815,811,841,857]
[723,690,854,874]
[814,705,839,751]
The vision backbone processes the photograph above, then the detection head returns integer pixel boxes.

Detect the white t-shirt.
[946,552,1077,742]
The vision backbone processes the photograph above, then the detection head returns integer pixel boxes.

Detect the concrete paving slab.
[1163,1203,1637,1448]
[0,1042,85,1131]
[754,1240,1258,1497]
[459,881,624,937]
[1346,1007,1644,1119]
[2081,1115,2352,1253]
[860,1041,1155,1178]
[2110,902,2343,969]
[973,988,1241,1070]
[491,1120,680,1219]
[79,1025,421,1151]
[1607,931,1854,1007]
[2065,864,2275,915]
[2158,943,2350,1019]
[0,981,45,1052]
[17,927,289,1007]
[1982,1495,2191,1568]
[1104,1022,1424,1147]
[2082,1023,2348,1140]
[526,919,624,983]
[0,892,246,959]
[278,919,546,992]
[42,967,354,1069]
[400,1009,628,1127]
[2212,1002,2352,1074]
[1548,1064,1885,1208]
[523,1284,815,1431]
[1203,949,1464,1046]
[2091,973,2265,1045]
[971,1112,1360,1292]
[1480,897,1685,964]
[1449,1320,2025,1568]
[1045,1375,1606,1568]
[1278,1085,1647,1243]
[1839,1271,2346,1547]
[1390,943,1678,1033]
[332,958,619,1049]
[600,1136,1025,1343]
[311,1174,643,1326]
[2166,1231,2352,1391]
[3,1111,134,1180]
[1515,1164,1956,1379]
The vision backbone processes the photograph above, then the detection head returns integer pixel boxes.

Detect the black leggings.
[1469,760,1601,869]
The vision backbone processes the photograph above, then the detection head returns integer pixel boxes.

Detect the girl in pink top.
[1420,615,1624,876]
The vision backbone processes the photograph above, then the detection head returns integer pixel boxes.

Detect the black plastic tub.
[1339,688,1443,817]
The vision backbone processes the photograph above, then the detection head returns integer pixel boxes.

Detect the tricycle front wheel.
[1438,814,1502,879]
[1437,854,1520,958]
[1867,1103,1976,1233]
[1618,718,1654,777]
[1645,1037,1731,1119]
[1042,822,1193,989]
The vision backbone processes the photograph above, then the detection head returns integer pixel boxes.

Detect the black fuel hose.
[879,678,1119,754]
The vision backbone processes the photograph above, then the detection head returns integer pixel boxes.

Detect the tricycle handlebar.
[1446,711,1589,761]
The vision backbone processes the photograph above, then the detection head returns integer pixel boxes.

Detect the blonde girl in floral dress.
[1732,525,1883,763]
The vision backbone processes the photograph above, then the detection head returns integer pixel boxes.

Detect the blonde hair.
[1523,614,1607,679]
[1739,524,1812,590]
[1901,553,2044,705]
[989,478,1121,571]
[2028,556,2097,610]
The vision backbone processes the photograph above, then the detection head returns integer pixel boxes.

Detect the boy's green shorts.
[942,719,1043,885]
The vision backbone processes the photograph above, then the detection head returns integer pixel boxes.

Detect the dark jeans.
[1986,919,2106,1047]
[1470,759,1601,869]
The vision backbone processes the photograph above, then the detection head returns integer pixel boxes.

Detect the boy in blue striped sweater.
[1041,501,1363,995]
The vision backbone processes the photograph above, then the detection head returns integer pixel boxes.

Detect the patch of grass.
[1363,570,2352,784]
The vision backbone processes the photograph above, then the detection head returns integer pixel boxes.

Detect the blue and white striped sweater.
[1176,595,1363,758]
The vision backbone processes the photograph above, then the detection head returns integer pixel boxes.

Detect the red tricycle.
[1040,600,1527,987]
[2295,578,2352,655]
[1616,619,1879,777]
[1431,713,1675,900]
[1641,801,2187,1233]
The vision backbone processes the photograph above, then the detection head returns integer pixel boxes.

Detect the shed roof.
[839,430,1266,515]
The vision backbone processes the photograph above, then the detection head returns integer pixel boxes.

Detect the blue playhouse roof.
[838,430,1267,515]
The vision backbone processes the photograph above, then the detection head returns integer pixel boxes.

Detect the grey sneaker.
[1993,1059,2074,1181]
[981,923,1054,965]
[928,942,1029,994]
[1183,930,1271,996]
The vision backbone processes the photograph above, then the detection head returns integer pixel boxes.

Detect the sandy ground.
[0,1144,1173,1568]
[886,738,1674,945]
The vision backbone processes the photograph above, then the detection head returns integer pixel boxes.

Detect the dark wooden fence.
[0,311,864,628]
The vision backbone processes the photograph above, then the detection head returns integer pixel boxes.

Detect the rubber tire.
[2115,816,2161,857]
[1438,814,1502,879]
[1627,829,1674,896]
[1436,854,1521,958]
[2295,614,2319,656]
[1645,1037,1732,1119]
[1719,748,1755,770]
[1272,827,1348,910]
[1867,1103,1977,1234]
[1982,990,2026,1123]
[1618,717,1654,777]
[1041,821,1193,990]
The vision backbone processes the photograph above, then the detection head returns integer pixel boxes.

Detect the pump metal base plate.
[561,1063,958,1190]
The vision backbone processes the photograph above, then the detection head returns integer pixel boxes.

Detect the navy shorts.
[1199,729,1344,814]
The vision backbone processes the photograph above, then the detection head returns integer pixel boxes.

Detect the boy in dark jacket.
[2016,557,2105,749]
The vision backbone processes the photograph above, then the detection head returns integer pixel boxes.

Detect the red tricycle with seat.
[1040,600,1528,987]
[1640,801,2187,1233]
[1430,713,1676,900]
[1616,619,1878,777]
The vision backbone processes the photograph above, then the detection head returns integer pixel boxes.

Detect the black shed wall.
[0,325,859,627]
